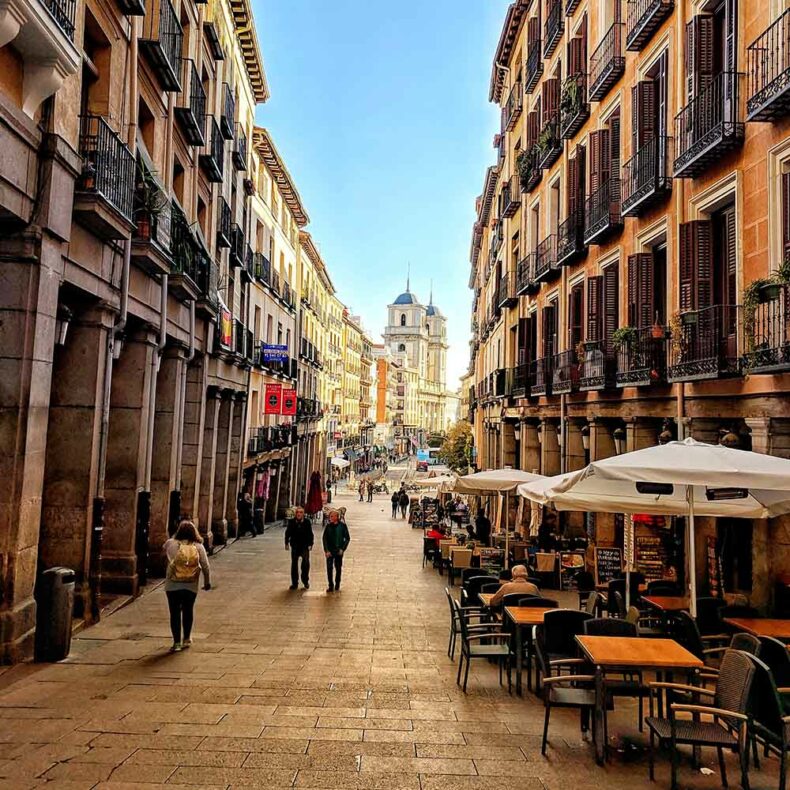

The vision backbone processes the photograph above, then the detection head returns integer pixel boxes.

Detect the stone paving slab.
[0,488,783,789]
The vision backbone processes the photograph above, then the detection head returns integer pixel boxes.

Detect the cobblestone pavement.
[0,490,782,788]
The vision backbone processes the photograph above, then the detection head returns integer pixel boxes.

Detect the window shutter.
[570,285,584,346]
[636,253,655,328]
[575,143,586,219]
[568,37,583,76]
[679,220,713,311]
[527,110,539,147]
[587,275,603,342]
[627,254,639,325]
[581,15,588,64]
[527,16,540,48]
[603,264,619,352]
[542,303,556,356]
[517,318,529,364]
[568,154,578,218]
[782,172,790,257]
[722,205,736,306]
[686,16,715,100]
[608,114,621,209]
[589,130,602,195]
[632,81,656,152]
[543,78,559,121]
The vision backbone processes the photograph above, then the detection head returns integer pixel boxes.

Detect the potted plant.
[134,161,167,242]
[612,326,638,348]
[560,77,581,118]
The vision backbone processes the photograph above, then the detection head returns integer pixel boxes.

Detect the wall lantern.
[581,424,590,452]
[55,306,73,347]
[613,426,626,456]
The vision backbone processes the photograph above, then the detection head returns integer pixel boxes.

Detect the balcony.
[538,113,563,170]
[232,123,247,171]
[199,117,224,183]
[502,81,523,131]
[511,363,530,399]
[543,0,563,58]
[560,73,589,139]
[743,283,790,373]
[139,0,183,92]
[626,0,674,51]
[271,269,281,297]
[516,254,537,295]
[254,252,271,284]
[565,0,582,14]
[493,368,508,399]
[168,201,201,302]
[556,211,585,265]
[240,244,254,282]
[616,327,667,387]
[517,146,542,194]
[667,304,742,382]
[535,235,560,283]
[499,176,521,218]
[195,254,218,318]
[621,136,672,217]
[490,220,504,260]
[173,59,206,147]
[203,6,224,61]
[530,357,552,397]
[674,72,744,178]
[233,319,250,360]
[216,197,231,248]
[578,341,617,390]
[584,180,622,245]
[588,24,625,102]
[497,271,518,308]
[747,10,790,121]
[229,223,244,268]
[525,37,544,94]
[283,281,295,310]
[74,115,135,240]
[131,164,172,275]
[551,350,579,394]
[220,83,235,140]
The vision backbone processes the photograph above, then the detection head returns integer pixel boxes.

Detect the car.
[416,461,428,472]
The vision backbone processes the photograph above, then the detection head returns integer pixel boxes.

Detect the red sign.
[264,383,282,414]
[281,388,297,416]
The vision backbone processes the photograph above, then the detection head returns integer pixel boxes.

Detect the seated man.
[425,525,445,546]
[489,564,539,607]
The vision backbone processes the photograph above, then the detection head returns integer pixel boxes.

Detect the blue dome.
[393,291,417,305]
[426,304,442,317]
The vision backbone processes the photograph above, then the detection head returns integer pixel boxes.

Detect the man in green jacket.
[323,509,351,592]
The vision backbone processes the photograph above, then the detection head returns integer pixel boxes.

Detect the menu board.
[594,546,623,585]
[635,533,671,582]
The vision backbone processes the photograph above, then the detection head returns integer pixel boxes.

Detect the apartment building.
[324,293,345,466]
[469,0,790,606]
[0,0,267,659]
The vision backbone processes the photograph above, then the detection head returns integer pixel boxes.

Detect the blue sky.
[252,0,509,388]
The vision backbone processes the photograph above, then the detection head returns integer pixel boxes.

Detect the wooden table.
[575,636,703,764]
[505,606,556,696]
[478,593,494,608]
[642,595,690,613]
[723,617,790,642]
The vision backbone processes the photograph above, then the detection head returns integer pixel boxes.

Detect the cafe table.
[505,606,556,695]
[642,595,690,613]
[723,617,790,642]
[478,593,494,608]
[575,635,704,764]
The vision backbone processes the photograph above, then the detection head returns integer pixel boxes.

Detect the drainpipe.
[144,274,168,491]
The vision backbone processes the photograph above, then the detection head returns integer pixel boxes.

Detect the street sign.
[262,343,288,362]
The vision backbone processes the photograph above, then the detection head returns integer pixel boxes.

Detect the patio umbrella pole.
[687,485,697,618]
[504,492,509,570]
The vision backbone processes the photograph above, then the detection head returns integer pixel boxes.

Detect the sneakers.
[170,642,182,652]
[326,586,334,593]
[289,584,298,590]
[303,583,310,590]
[182,639,192,648]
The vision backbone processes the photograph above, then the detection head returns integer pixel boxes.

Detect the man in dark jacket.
[323,509,351,592]
[285,506,314,590]
[475,508,492,547]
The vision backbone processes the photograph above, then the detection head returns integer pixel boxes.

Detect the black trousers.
[291,548,310,586]
[367,491,373,502]
[166,589,196,643]
[326,553,344,589]
[391,504,398,518]
[400,504,408,518]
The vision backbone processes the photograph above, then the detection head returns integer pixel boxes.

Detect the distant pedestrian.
[323,509,350,592]
[164,520,211,652]
[236,490,254,539]
[358,480,366,502]
[390,491,399,518]
[367,482,374,503]
[475,508,492,547]
[399,490,410,519]
[285,506,314,590]
[326,480,332,504]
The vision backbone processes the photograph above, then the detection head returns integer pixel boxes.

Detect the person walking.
[163,520,211,652]
[398,489,410,520]
[390,490,399,518]
[285,506,314,590]
[236,490,254,539]
[323,509,350,592]
[367,481,374,503]
[358,480,366,502]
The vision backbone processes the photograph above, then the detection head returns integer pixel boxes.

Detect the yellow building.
[324,294,346,464]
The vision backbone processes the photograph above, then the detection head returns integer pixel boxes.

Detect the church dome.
[393,291,417,305]
[426,304,442,317]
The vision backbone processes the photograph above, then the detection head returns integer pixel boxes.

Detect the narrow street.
[0,490,780,789]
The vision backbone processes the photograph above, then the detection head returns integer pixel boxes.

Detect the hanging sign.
[264,384,282,414]
[262,344,288,363]
[219,309,233,347]
[281,388,297,416]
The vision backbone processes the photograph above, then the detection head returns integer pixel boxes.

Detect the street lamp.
[513,422,521,440]
[55,306,72,347]
[613,426,626,456]
[555,422,563,447]
[536,422,543,445]
[581,424,590,452]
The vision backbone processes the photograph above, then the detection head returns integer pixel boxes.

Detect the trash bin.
[34,567,75,662]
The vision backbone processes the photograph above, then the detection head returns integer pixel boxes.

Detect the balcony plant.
[612,326,637,348]
[537,124,559,158]
[560,77,582,117]
[133,162,168,241]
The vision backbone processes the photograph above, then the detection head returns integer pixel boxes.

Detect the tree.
[438,421,473,474]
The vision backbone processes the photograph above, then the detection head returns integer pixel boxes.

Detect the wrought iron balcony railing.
[139,0,182,92]
[516,254,537,295]
[530,356,552,397]
[518,146,542,193]
[743,283,790,373]
[621,135,672,217]
[556,211,586,265]
[616,327,668,386]
[502,80,523,132]
[499,176,521,218]
[490,219,504,259]
[551,350,579,394]
[543,0,563,58]
[584,179,622,245]
[674,71,744,178]
[589,23,625,102]
[199,117,224,183]
[538,113,563,170]
[511,363,530,399]
[174,59,206,146]
[77,114,135,224]
[169,201,197,278]
[535,234,560,283]
[667,304,742,382]
[220,83,235,140]
[746,9,790,121]
[232,123,247,171]
[229,223,244,268]
[241,243,254,282]
[216,196,231,248]
[254,252,271,284]
[578,341,617,390]
[195,252,218,313]
[525,37,544,94]
[560,73,589,139]
[626,0,674,52]
[44,0,76,39]
[497,271,518,308]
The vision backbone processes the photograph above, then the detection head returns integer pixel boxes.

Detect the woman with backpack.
[164,520,211,652]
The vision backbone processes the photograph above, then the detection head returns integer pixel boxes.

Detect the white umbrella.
[451,469,544,569]
[518,438,790,616]
[330,457,350,468]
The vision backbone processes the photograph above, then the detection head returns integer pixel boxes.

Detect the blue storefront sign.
[262,344,288,362]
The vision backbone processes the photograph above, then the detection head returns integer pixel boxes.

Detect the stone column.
[540,420,560,476]
[224,392,245,537]
[179,355,207,527]
[39,305,114,617]
[625,417,659,452]
[198,387,222,548]
[589,419,616,461]
[148,346,186,575]
[102,328,157,595]
[501,423,516,468]
[566,420,586,472]
[521,422,540,473]
[210,392,234,545]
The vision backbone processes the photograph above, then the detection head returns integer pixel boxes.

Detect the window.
[587,264,619,348]
[138,98,155,157]
[568,282,584,349]
[541,301,558,357]
[782,170,790,260]
[627,250,664,328]
[400,314,406,326]
[589,109,621,204]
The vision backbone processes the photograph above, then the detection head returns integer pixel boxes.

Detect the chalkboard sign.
[594,546,623,586]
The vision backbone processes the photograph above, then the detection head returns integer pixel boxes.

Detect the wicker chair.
[645,649,756,790]
[444,587,487,660]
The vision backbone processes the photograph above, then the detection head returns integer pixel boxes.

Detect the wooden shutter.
[568,37,584,76]
[568,155,578,218]
[636,253,655,328]
[541,304,556,357]
[589,130,603,195]
[782,172,790,257]
[608,113,621,209]
[575,144,586,219]
[587,275,603,342]
[686,15,715,100]
[527,110,539,146]
[570,284,584,347]
[632,81,656,152]
[543,78,559,122]
[627,254,640,325]
[603,264,619,352]
[527,16,540,48]
[581,14,588,64]
[678,220,713,311]
[517,318,529,364]
[722,205,737,306]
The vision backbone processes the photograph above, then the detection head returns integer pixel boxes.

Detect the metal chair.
[645,649,756,790]
[757,636,790,710]
[535,610,592,690]
[518,596,559,608]
[453,598,511,693]
[462,574,498,606]
[585,591,601,617]
[422,537,437,568]
[444,587,487,660]
[696,596,729,640]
